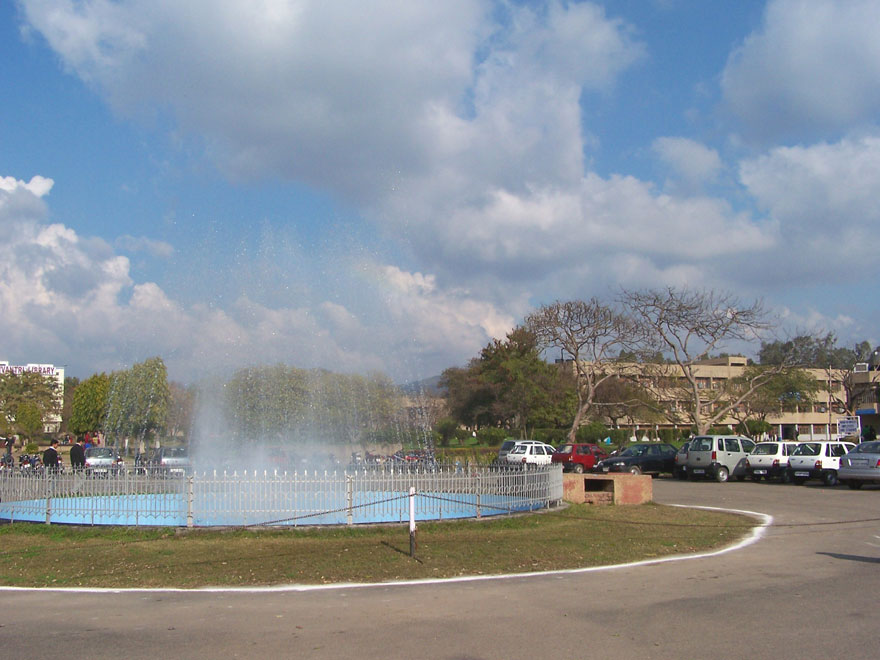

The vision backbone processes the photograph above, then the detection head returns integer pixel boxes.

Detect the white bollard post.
[409,486,416,557]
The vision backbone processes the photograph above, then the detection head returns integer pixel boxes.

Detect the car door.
[721,437,743,474]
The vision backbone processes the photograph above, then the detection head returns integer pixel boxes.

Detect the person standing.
[43,439,61,472]
[69,437,86,470]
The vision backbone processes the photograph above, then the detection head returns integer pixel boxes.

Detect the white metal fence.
[0,464,563,527]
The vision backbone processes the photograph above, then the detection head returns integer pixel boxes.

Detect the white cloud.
[0,176,510,379]
[0,175,54,196]
[739,134,880,276]
[652,137,722,191]
[721,0,880,141]
[115,235,175,258]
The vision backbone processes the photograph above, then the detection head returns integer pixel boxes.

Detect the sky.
[2,0,879,385]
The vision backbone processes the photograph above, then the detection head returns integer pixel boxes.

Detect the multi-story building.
[0,361,65,433]
[594,356,851,441]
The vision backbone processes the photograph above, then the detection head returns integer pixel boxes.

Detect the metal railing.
[0,464,563,527]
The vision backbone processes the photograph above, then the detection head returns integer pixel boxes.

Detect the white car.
[787,441,855,486]
[505,442,556,466]
[744,442,800,482]
[84,447,125,476]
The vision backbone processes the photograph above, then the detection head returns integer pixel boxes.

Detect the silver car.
[838,441,880,489]
[686,435,756,482]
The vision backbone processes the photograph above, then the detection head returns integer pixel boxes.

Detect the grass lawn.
[0,503,754,588]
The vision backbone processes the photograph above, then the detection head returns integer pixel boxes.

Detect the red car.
[552,443,609,473]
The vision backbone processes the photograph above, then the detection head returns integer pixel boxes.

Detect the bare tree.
[621,287,790,436]
[526,299,640,442]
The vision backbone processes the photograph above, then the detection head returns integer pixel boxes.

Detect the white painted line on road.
[0,505,773,595]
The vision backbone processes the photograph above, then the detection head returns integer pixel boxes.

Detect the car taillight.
[522,457,527,464]
[745,459,751,468]
[772,459,779,467]
[815,460,822,469]
[711,451,716,460]
[876,459,880,468]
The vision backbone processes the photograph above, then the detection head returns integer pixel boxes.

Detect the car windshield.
[852,441,880,454]
[690,437,714,452]
[500,441,516,451]
[752,443,779,455]
[793,443,820,456]
[510,446,527,455]
[85,448,114,458]
[677,442,690,454]
[619,445,649,457]
[165,447,188,458]
[556,444,574,454]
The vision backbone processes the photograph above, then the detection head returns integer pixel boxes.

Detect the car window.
[724,439,740,452]
[828,444,848,457]
[852,441,880,454]
[794,443,820,456]
[741,439,755,452]
[690,437,712,451]
[510,446,526,455]
[752,443,777,455]
[556,444,573,454]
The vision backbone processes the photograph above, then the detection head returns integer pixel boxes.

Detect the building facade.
[603,356,851,442]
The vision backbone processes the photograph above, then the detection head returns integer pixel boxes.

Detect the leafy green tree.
[223,365,407,448]
[434,418,459,447]
[760,333,868,369]
[0,371,61,436]
[441,327,575,436]
[60,376,80,434]
[69,373,110,435]
[14,401,44,440]
[104,357,170,443]
[731,367,821,425]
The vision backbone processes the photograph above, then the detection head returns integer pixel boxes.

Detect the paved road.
[3,478,879,659]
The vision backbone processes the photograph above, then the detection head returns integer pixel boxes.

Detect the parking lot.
[2,477,879,660]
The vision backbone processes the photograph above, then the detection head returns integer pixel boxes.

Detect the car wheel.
[822,471,838,487]
[847,480,863,490]
[715,467,729,483]
[573,464,584,474]
[629,466,642,476]
[780,470,791,484]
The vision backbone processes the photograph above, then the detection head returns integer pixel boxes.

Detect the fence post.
[346,474,353,525]
[186,475,194,528]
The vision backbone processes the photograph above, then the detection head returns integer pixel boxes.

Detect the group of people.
[41,437,87,472]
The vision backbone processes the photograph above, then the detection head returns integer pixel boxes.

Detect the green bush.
[25,442,39,453]
[475,427,509,447]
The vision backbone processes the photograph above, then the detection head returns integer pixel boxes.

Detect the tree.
[761,335,876,416]
[729,366,821,426]
[0,371,61,436]
[60,376,80,434]
[526,299,640,442]
[103,357,170,444]
[69,373,110,435]
[622,287,790,436]
[441,327,575,436]
[759,333,867,369]
[14,401,44,440]
[167,382,197,439]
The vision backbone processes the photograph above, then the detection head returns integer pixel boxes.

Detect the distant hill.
[398,375,445,395]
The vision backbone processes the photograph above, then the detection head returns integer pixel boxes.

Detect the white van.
[686,435,756,482]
